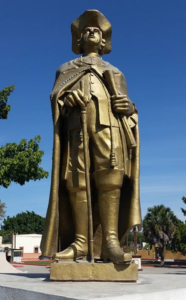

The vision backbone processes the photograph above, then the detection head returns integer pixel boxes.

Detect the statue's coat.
[40,59,141,257]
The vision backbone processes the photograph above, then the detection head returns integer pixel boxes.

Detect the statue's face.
[82,27,102,48]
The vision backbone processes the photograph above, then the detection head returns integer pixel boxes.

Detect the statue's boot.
[98,189,132,264]
[54,191,88,260]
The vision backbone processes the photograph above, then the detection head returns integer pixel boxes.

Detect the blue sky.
[1,0,186,223]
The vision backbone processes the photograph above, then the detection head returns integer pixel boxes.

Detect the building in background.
[12,234,42,259]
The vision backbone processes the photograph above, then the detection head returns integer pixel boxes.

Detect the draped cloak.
[40,57,142,258]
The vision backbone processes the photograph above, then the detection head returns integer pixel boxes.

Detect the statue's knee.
[66,171,86,191]
[93,168,124,190]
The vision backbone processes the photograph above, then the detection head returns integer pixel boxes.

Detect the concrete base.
[50,261,138,281]
[0,265,186,300]
[0,252,24,274]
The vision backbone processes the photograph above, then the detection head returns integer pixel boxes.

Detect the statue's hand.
[111,95,134,115]
[64,90,87,108]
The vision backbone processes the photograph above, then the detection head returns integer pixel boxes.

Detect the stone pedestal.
[50,261,138,282]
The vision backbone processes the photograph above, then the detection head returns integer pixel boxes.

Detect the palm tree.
[143,205,180,263]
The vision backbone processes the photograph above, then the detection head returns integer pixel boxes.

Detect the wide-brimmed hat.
[71,10,112,55]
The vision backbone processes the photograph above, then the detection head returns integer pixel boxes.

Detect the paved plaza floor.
[0,264,186,299]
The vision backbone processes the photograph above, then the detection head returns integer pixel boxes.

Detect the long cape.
[40,59,142,257]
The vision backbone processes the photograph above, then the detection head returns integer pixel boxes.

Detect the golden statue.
[41,10,142,265]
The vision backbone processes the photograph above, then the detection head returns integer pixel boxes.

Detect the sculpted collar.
[77,55,105,66]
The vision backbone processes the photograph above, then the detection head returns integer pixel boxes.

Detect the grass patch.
[23,261,53,265]
[142,262,160,266]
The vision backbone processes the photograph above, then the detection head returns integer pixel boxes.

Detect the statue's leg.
[54,190,88,260]
[92,126,131,263]
[98,189,131,263]
[54,128,88,261]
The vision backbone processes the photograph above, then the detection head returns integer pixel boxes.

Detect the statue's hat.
[71,10,112,55]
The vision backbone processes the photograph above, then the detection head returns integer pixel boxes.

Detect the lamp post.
[133,226,137,255]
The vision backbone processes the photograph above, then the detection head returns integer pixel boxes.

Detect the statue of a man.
[41,10,141,264]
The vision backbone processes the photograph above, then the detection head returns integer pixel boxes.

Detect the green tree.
[171,222,186,255]
[0,86,48,188]
[0,136,48,188]
[127,231,145,245]
[0,199,6,220]
[181,196,186,218]
[143,205,180,263]
[137,231,145,244]
[0,86,48,222]
[1,211,45,234]
[170,197,186,255]
[0,85,15,119]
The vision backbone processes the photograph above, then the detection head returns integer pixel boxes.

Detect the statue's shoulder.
[102,59,121,73]
[56,59,78,74]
